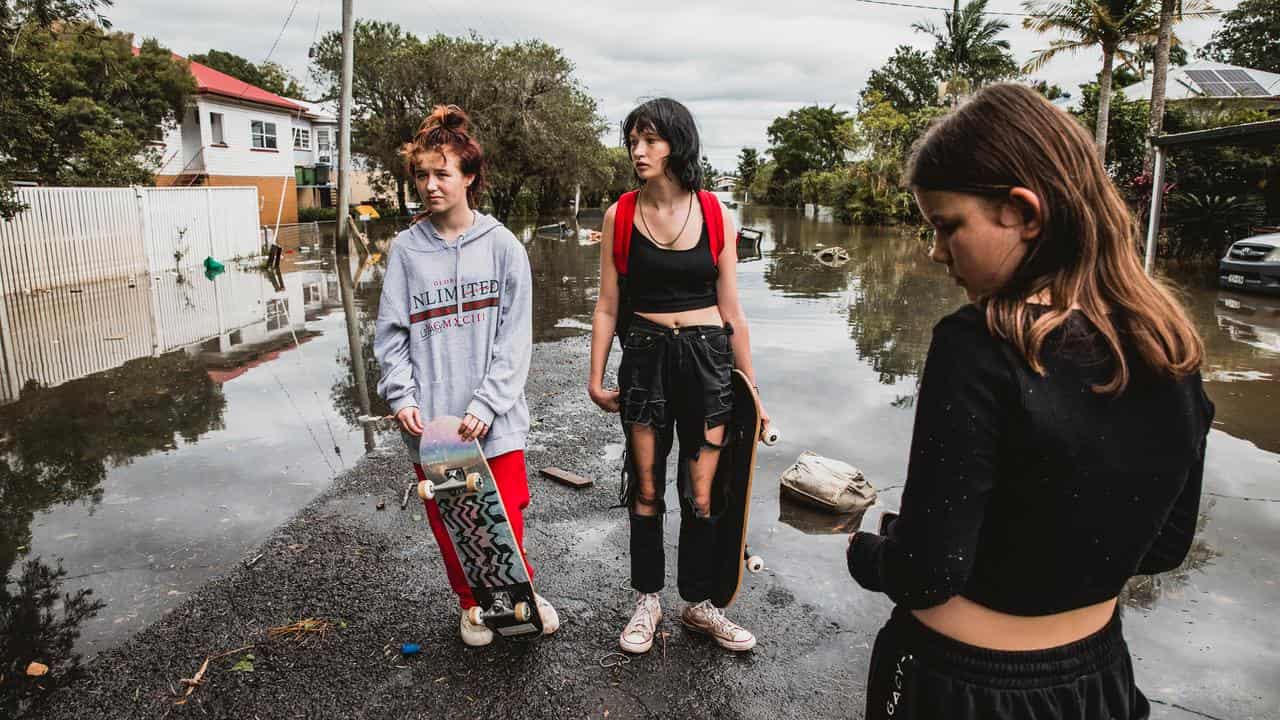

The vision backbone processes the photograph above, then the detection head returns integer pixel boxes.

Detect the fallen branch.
[174,644,253,705]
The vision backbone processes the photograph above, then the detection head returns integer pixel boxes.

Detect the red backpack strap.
[612,190,639,275]
[698,190,725,266]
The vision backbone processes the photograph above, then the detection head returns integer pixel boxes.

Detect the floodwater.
[3,207,1277,718]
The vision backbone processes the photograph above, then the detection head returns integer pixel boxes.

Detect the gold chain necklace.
[638,188,694,248]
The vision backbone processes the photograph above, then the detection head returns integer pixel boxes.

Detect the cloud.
[108,0,1240,169]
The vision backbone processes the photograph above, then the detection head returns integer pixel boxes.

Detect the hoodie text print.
[374,212,532,462]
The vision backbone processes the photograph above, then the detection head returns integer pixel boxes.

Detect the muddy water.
[3,208,1277,718]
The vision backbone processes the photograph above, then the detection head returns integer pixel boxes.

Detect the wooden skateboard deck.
[707,370,767,608]
[418,416,542,638]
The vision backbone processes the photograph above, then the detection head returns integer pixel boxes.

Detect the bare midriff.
[636,306,724,329]
[912,595,1118,651]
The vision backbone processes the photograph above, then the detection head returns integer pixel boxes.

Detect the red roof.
[133,46,302,113]
[187,60,302,112]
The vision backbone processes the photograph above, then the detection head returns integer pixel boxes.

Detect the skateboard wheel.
[468,606,484,626]
[760,424,780,446]
[465,473,484,493]
[746,555,765,573]
[417,480,435,501]
[513,602,532,622]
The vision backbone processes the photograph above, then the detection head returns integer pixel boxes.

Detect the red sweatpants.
[412,450,534,610]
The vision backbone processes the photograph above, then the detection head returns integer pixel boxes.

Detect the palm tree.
[1144,0,1213,171]
[914,0,1019,104]
[1022,0,1161,160]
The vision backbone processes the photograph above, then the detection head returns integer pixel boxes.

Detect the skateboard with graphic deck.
[706,369,778,608]
[417,416,542,638]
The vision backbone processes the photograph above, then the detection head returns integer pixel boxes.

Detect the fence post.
[207,187,226,339]
[137,187,165,355]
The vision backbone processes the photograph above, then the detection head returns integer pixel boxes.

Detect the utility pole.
[335,0,355,256]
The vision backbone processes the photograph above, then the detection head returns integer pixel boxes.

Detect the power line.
[847,0,1221,19]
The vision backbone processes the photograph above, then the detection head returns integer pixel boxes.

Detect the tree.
[1029,79,1072,100]
[736,148,760,199]
[311,21,428,216]
[1023,0,1161,159]
[1074,83,1150,185]
[860,45,940,114]
[0,10,195,218]
[189,49,305,97]
[1143,0,1206,172]
[914,0,1019,102]
[765,105,854,206]
[700,155,717,188]
[310,28,606,221]
[1200,0,1280,73]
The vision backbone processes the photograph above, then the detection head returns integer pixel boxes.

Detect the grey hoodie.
[374,212,532,462]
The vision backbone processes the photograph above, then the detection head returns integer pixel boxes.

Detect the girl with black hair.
[589,98,769,654]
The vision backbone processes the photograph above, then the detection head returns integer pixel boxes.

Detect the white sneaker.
[459,607,494,647]
[535,594,560,635]
[681,600,756,651]
[618,593,662,654]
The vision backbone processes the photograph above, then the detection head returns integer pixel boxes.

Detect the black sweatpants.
[865,606,1150,720]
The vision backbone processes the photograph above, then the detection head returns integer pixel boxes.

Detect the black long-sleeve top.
[847,304,1214,615]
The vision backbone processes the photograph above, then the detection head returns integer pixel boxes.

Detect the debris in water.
[26,661,49,677]
[400,643,422,655]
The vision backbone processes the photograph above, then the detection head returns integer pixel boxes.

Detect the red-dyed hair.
[400,104,485,210]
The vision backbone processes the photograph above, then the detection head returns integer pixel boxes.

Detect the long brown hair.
[907,83,1202,394]
[400,104,486,211]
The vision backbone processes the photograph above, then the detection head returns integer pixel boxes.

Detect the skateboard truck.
[417,473,485,501]
[467,601,533,627]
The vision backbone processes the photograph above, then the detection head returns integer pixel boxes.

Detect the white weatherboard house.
[152,55,306,225]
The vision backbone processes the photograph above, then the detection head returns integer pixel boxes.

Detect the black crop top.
[627,224,718,313]
[847,304,1214,616]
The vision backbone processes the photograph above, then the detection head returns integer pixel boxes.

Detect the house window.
[292,127,311,150]
[251,120,278,149]
[266,298,289,331]
[148,124,166,144]
[210,113,225,145]
[315,128,332,163]
[303,283,321,304]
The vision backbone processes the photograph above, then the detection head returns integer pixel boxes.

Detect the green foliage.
[861,45,939,114]
[310,26,607,222]
[189,49,304,97]
[298,206,337,222]
[700,155,717,188]
[1074,84,1150,185]
[735,148,760,196]
[1200,0,1280,73]
[0,8,195,217]
[764,105,854,206]
[1165,193,1266,261]
[915,0,1020,98]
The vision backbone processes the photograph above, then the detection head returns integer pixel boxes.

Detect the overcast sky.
[106,0,1240,169]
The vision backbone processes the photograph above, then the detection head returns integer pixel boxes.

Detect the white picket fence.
[0,186,262,292]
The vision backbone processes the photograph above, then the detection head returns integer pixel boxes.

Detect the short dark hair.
[622,98,703,191]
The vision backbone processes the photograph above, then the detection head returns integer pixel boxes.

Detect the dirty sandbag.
[779,451,875,514]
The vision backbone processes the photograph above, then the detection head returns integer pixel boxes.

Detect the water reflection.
[1,557,104,718]
[1,229,389,657]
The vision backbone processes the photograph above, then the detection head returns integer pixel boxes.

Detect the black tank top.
[627,224,719,313]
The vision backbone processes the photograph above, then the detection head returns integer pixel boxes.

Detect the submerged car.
[1219,232,1280,295]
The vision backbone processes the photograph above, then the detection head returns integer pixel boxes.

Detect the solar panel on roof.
[1213,67,1272,96]
[1199,82,1237,97]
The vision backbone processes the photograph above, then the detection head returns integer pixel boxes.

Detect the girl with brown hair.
[846,83,1213,718]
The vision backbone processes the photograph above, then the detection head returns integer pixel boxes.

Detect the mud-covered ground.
[32,338,865,720]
